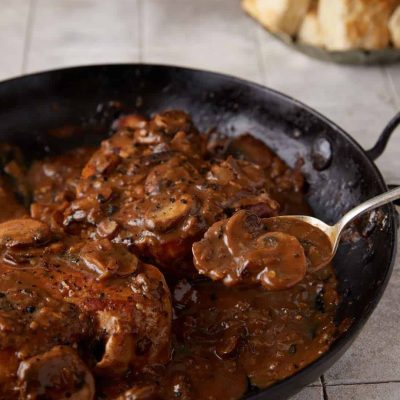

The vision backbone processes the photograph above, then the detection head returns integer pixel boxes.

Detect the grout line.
[320,375,329,400]
[254,26,268,86]
[21,0,37,74]
[384,67,400,109]
[137,0,143,63]
[324,380,400,387]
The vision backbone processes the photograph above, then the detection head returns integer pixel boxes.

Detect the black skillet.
[0,64,399,399]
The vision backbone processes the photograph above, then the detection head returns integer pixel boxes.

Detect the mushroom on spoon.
[193,186,400,290]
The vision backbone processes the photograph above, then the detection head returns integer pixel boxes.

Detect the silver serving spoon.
[270,186,400,263]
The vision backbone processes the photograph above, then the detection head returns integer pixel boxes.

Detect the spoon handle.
[336,186,400,234]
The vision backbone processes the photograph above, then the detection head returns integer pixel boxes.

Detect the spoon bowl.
[268,186,400,268]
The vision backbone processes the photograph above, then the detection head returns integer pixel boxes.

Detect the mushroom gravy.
[0,110,339,399]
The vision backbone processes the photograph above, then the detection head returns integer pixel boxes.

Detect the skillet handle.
[365,111,400,207]
[366,111,400,161]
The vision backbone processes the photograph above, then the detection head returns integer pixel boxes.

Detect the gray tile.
[326,383,400,400]
[385,65,400,108]
[26,49,140,72]
[142,0,262,83]
[257,27,397,110]
[290,386,323,400]
[26,0,140,73]
[0,0,31,80]
[325,244,400,384]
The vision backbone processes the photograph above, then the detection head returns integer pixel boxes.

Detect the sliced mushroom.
[192,220,242,286]
[95,311,135,376]
[81,152,120,179]
[0,219,51,248]
[3,246,47,265]
[170,131,195,155]
[153,110,192,135]
[207,163,235,185]
[79,239,138,280]
[144,160,192,195]
[114,114,147,131]
[226,134,275,169]
[145,194,193,232]
[105,129,140,159]
[96,219,119,239]
[129,264,173,367]
[246,232,307,290]
[224,210,264,257]
[17,346,95,400]
[207,157,267,189]
[264,217,332,272]
[192,211,307,290]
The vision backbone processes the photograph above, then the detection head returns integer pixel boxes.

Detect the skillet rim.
[0,63,397,398]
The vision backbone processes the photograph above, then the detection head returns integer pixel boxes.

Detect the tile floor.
[0,0,399,398]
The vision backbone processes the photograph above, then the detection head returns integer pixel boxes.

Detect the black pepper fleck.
[26,306,36,314]
[107,204,119,216]
[288,344,297,354]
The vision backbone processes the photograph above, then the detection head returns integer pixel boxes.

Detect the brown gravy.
[0,110,340,400]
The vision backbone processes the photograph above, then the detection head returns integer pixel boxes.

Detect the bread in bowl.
[242,0,311,36]
[318,0,399,50]
[389,5,400,47]
[298,6,324,47]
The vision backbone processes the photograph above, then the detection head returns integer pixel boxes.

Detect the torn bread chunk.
[318,0,398,50]
[389,5,400,48]
[298,7,324,47]
[242,0,311,36]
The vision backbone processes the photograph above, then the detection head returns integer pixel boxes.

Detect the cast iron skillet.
[0,64,399,399]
